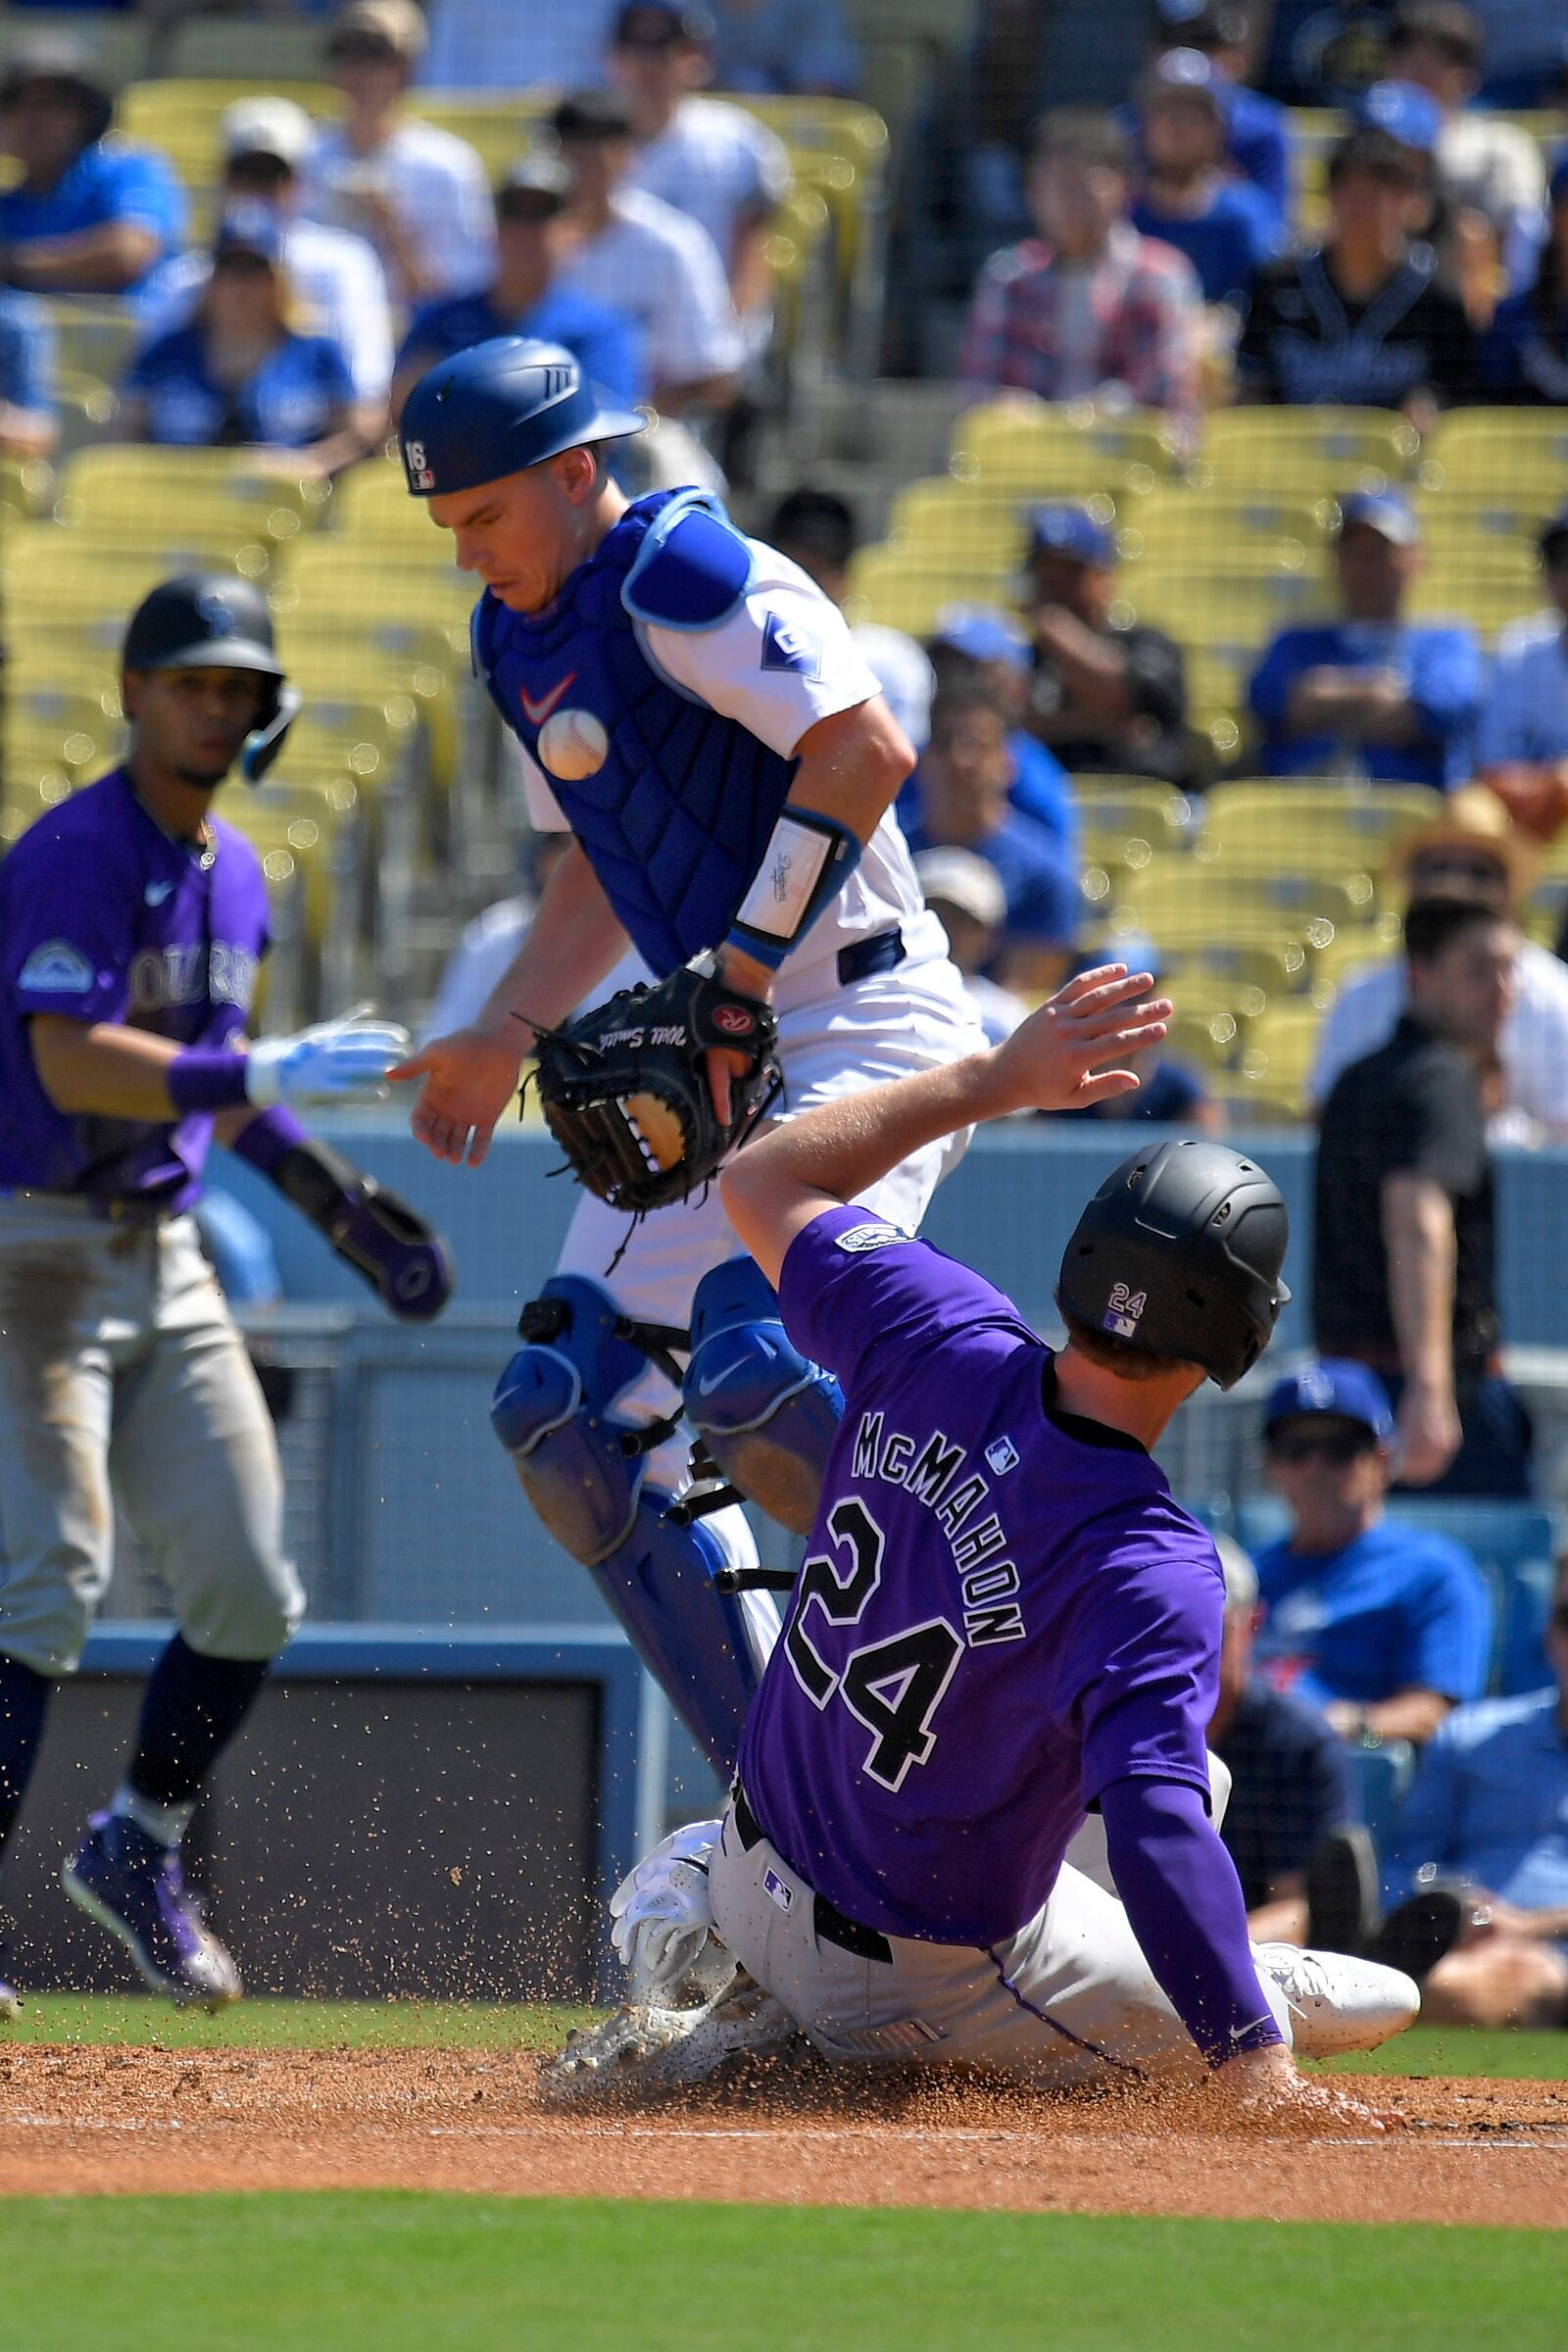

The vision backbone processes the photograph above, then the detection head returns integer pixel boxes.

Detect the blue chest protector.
[473,489,800,979]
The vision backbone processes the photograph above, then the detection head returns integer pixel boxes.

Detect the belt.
[732,1782,893,1964]
[837,925,906,989]
[4,1190,178,1229]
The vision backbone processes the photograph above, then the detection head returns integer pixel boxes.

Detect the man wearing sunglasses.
[1251,1360,1492,1746]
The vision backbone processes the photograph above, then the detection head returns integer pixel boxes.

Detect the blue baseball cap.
[399,335,645,498]
[1263,1359,1395,1443]
[213,201,286,264]
[1337,489,1420,547]
[930,601,1030,669]
[1355,78,1444,154]
[1028,503,1117,568]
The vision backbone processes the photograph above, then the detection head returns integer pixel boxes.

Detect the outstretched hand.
[988,964,1172,1116]
[387,1024,528,1167]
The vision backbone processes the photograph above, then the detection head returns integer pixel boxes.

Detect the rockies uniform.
[0,575,439,2016]
[555,1146,1421,2093]
[400,340,985,1769]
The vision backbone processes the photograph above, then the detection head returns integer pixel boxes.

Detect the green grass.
[2,1994,599,2051]
[6,1998,1566,2080]
[0,2199,1560,2352]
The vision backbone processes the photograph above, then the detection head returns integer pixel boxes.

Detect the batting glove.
[247,1008,411,1109]
[610,1819,724,1999]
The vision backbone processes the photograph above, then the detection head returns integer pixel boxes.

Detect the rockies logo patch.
[833,1222,909,1254]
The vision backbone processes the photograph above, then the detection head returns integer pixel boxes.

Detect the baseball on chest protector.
[538,707,610,780]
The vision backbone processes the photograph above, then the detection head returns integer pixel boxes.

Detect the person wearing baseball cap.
[1247,491,1483,786]
[924,600,1081,855]
[301,0,495,308]
[1307,786,1568,1142]
[910,845,1029,1045]
[1250,1359,1491,1747]
[1144,0,1292,221]
[0,33,186,302]
[392,153,646,422]
[1129,49,1282,309]
[1235,122,1479,424]
[1384,4,1546,297]
[1021,501,1200,789]
[1474,502,1568,844]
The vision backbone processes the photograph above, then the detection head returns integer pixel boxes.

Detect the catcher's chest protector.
[474,490,799,979]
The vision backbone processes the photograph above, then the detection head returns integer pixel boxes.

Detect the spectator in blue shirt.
[0,36,186,304]
[903,680,1081,991]
[1146,0,1294,224]
[1252,1359,1493,1745]
[392,153,647,420]
[924,603,1081,858]
[1248,492,1483,787]
[1130,50,1281,310]
[121,208,368,471]
[1378,1565,1568,2026]
[1482,157,1568,405]
[0,286,55,456]
[708,0,862,96]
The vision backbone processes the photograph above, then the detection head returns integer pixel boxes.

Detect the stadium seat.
[1199,409,1420,495]
[1387,1501,1556,1698]
[160,18,336,81]
[1121,565,1327,642]
[43,298,140,393]
[950,400,1180,494]
[1200,782,1445,879]
[1121,489,1337,576]
[1073,777,1195,862]
[1405,570,1543,636]
[1423,409,1568,497]
[885,475,1028,570]
[1234,1001,1324,1109]
[1161,937,1308,1002]
[843,545,991,634]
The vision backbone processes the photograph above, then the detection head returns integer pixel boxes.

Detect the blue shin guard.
[490,1276,764,1769]
[683,1255,844,1537]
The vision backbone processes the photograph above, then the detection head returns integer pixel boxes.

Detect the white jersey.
[516,537,940,1017]
[303,119,497,304]
[626,97,792,274]
[555,189,745,390]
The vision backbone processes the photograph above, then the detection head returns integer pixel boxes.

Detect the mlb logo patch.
[985,1436,1019,1476]
[404,436,435,491]
[762,1868,795,1914]
[1103,1282,1147,1341]
[761,610,821,679]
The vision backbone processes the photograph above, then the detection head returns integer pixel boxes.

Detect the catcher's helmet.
[122,573,300,784]
[1056,1139,1291,1390]
[398,336,646,499]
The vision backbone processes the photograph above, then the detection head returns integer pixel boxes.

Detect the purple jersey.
[737,1204,1225,1946]
[0,768,270,1207]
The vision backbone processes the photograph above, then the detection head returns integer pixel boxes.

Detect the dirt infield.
[0,2045,1564,2225]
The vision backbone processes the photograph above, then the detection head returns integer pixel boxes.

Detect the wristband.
[168,1048,252,1115]
[228,1104,310,1175]
[725,807,861,974]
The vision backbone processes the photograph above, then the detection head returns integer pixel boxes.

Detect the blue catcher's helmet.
[398,336,646,498]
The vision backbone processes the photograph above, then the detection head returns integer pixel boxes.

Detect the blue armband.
[724,807,862,973]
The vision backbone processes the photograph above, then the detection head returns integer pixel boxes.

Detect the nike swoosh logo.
[697,1347,759,1397]
[519,672,577,727]
[144,880,174,906]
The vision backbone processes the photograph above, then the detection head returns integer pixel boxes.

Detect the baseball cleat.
[1253,1941,1420,2059]
[62,1813,241,2010]
[541,1970,795,2101]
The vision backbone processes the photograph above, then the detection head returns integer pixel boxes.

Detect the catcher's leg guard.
[489,1277,764,1768]
[682,1256,844,1537]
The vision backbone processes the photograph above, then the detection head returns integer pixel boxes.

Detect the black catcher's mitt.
[530,958,782,1216]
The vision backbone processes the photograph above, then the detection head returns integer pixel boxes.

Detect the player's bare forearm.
[28,1014,184,1119]
[722,965,1167,1285]
[1382,1173,1457,1393]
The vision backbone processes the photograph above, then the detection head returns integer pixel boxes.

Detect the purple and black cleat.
[62,1813,240,2010]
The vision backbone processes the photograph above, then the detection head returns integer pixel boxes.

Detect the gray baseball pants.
[0,1197,304,1677]
[709,1758,1290,2085]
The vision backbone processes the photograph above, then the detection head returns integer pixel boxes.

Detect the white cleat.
[1253,1941,1420,2059]
[541,1970,796,2102]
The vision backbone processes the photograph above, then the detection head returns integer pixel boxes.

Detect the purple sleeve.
[3,830,134,1023]
[776,1201,1032,1393]
[1101,1777,1284,2069]
[1058,1539,1223,1809]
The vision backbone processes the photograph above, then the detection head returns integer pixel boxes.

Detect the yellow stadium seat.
[843,547,995,635]
[1117,868,1363,954]
[161,20,337,80]
[1199,408,1420,494]
[951,400,1181,494]
[57,445,329,537]
[1120,489,1337,575]
[1423,410,1568,496]
[885,475,1026,569]
[1200,781,1445,877]
[1236,1001,1325,1110]
[43,297,140,391]
[1161,937,1309,1001]
[1072,778,1195,870]
[1405,571,1543,636]
[1119,567,1328,646]
[1163,1006,1242,1072]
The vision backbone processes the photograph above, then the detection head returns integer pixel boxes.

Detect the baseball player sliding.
[0,576,449,2017]
[392,336,986,1767]
[549,969,1419,2116]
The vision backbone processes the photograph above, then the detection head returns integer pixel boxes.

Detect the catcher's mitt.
[530,958,782,1215]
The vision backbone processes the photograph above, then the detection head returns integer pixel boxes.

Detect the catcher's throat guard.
[528,956,783,1216]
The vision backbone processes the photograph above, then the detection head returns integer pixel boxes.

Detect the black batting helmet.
[121,573,301,783]
[1056,1139,1291,1390]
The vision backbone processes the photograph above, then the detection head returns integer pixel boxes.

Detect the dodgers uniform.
[476,486,986,1759]
[711,1205,1292,2080]
[0,767,303,1681]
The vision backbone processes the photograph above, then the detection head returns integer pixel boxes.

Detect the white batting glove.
[610,1819,724,1999]
[247,1008,412,1108]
